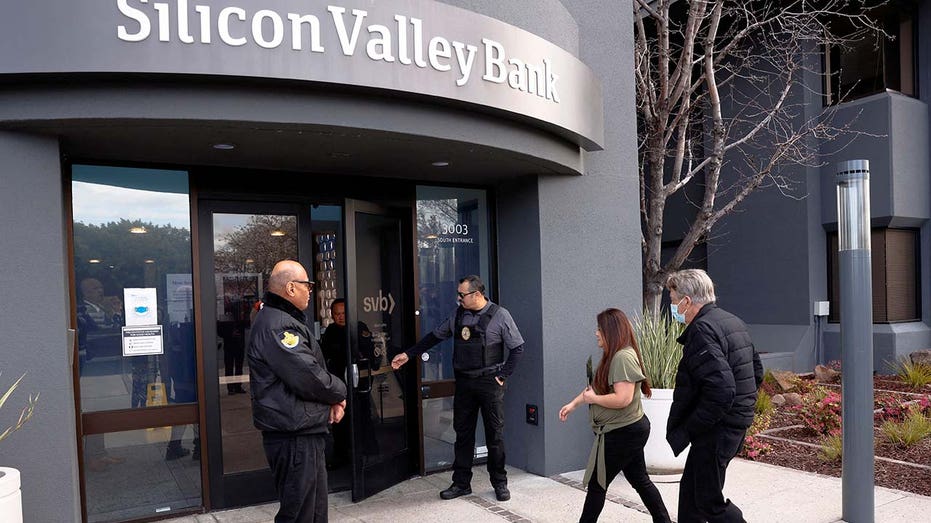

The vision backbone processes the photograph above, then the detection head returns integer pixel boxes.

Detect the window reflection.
[83,425,201,522]
[212,212,299,474]
[72,165,196,413]
[415,187,490,382]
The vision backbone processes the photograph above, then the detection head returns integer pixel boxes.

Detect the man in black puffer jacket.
[249,260,347,522]
[665,269,763,523]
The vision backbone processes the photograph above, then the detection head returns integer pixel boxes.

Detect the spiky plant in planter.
[632,310,684,389]
[0,373,39,443]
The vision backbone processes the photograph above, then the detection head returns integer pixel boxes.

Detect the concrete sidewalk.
[163,459,931,522]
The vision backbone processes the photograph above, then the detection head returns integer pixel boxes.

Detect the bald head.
[80,277,105,304]
[269,260,313,310]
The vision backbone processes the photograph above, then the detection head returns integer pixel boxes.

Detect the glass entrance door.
[345,200,416,500]
[198,201,306,509]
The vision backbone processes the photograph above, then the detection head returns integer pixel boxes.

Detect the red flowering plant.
[740,390,774,461]
[796,386,842,436]
[876,393,931,423]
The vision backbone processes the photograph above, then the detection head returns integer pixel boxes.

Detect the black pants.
[580,416,671,523]
[263,433,328,523]
[452,375,506,488]
[224,341,245,392]
[678,426,747,523]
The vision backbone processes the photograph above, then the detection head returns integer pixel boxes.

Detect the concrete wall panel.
[0,131,80,523]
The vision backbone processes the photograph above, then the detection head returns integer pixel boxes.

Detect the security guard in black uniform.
[248,260,347,523]
[391,275,524,502]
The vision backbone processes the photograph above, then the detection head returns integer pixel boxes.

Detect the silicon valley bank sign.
[118,1,560,102]
[0,0,604,149]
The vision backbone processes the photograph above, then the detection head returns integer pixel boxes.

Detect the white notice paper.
[122,326,164,356]
[124,288,158,326]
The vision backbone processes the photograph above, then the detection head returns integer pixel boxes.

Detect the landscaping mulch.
[752,374,931,498]
[816,375,931,396]
[753,439,931,498]
[764,425,931,467]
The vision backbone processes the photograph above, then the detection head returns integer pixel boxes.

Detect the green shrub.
[818,434,843,462]
[881,408,931,447]
[893,359,931,390]
[632,310,684,389]
[755,390,775,417]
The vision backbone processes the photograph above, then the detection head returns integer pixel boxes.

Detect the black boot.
[165,441,190,461]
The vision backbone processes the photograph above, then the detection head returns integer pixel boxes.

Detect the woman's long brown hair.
[593,308,652,398]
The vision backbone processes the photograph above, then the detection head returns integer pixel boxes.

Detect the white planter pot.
[641,389,689,474]
[0,467,23,523]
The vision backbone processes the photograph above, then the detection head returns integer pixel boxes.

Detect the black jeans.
[677,425,747,523]
[263,433,328,523]
[580,416,671,523]
[451,375,507,488]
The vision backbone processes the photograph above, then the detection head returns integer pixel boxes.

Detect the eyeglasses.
[290,280,315,290]
[457,290,478,299]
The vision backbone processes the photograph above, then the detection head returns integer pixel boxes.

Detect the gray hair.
[665,269,716,305]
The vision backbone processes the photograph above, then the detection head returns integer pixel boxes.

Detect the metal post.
[835,160,874,523]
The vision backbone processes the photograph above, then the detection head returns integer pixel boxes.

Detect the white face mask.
[670,298,688,324]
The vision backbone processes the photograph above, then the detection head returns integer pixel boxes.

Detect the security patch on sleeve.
[278,330,301,350]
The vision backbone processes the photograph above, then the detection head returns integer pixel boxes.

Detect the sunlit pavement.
[162,460,931,522]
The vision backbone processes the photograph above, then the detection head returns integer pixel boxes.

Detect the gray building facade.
[662,2,931,374]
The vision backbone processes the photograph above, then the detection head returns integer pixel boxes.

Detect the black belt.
[455,365,502,379]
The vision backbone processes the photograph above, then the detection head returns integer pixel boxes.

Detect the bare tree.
[635,0,886,312]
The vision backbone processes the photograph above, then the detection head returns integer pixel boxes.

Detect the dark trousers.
[580,416,671,523]
[452,375,506,488]
[263,433,328,523]
[677,426,747,523]
[224,342,245,392]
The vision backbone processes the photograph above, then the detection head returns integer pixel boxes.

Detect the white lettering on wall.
[410,17,427,68]
[428,36,451,72]
[116,0,151,42]
[177,0,194,43]
[252,10,284,49]
[328,6,366,56]
[394,15,411,65]
[195,4,210,43]
[452,41,477,87]
[288,14,324,52]
[218,6,247,47]
[153,2,170,42]
[113,1,562,103]
[482,38,505,83]
[366,24,395,62]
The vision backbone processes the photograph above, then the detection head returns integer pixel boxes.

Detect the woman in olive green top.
[559,308,670,523]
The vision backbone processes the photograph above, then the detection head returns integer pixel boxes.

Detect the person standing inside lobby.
[391,275,524,502]
[665,269,763,523]
[248,260,347,522]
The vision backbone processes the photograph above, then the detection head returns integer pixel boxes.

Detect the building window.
[828,228,920,323]
[823,6,915,105]
[415,185,491,473]
[71,164,200,521]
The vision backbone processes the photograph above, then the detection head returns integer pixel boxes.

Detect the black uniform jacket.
[248,291,347,435]
[667,303,764,455]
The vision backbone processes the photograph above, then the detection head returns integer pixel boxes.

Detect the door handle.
[351,363,360,388]
[357,358,373,394]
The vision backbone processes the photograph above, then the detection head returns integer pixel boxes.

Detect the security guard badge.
[279,331,300,349]
[461,326,471,341]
